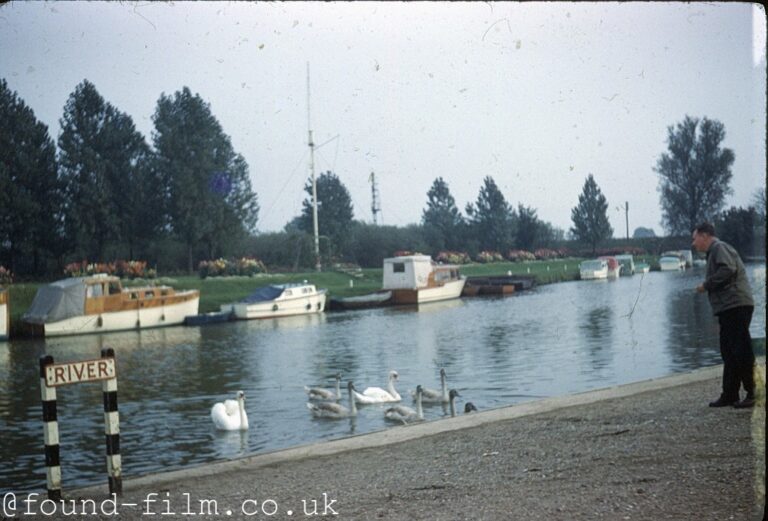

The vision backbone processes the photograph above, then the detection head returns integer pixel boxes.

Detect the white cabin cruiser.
[381,255,465,305]
[221,282,327,320]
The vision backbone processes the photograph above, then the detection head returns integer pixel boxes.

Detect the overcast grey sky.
[1,2,765,237]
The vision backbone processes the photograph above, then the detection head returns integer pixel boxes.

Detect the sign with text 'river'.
[44,358,116,387]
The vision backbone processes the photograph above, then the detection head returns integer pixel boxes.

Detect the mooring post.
[39,355,61,501]
[101,348,122,495]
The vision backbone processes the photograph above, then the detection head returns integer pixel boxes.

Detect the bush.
[506,249,536,262]
[476,251,504,263]
[435,251,471,264]
[0,266,12,286]
[64,260,155,279]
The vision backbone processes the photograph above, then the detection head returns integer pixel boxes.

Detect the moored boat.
[614,254,635,276]
[462,275,536,296]
[579,259,608,280]
[382,255,465,305]
[328,291,393,311]
[22,274,199,337]
[220,282,327,320]
[635,262,651,274]
[597,256,621,278]
[0,288,8,341]
[659,256,684,271]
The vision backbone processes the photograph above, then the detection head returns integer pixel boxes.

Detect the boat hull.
[30,295,199,337]
[391,278,466,304]
[580,269,608,280]
[223,292,326,320]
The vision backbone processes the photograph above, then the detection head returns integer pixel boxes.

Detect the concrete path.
[26,364,766,520]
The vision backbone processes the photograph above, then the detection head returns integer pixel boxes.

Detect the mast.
[369,171,382,224]
[307,62,321,272]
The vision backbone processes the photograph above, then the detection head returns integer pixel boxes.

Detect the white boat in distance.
[221,282,327,320]
[382,255,466,305]
[659,256,685,271]
[579,259,609,280]
[597,256,621,279]
[22,274,199,337]
[0,288,8,341]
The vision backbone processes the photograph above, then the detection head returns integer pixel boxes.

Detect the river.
[1,264,764,493]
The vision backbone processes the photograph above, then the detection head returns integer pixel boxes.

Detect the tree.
[465,176,514,252]
[570,174,613,253]
[421,177,464,252]
[153,87,259,271]
[715,206,755,259]
[753,187,766,225]
[655,116,734,235]
[0,79,62,274]
[632,227,657,238]
[298,171,353,258]
[514,204,546,251]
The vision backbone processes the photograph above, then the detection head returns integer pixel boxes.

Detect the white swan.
[353,370,401,404]
[385,385,424,424]
[411,368,448,403]
[307,381,358,419]
[304,373,342,401]
[448,389,461,418]
[211,390,249,431]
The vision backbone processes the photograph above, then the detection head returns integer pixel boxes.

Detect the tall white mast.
[307,62,321,272]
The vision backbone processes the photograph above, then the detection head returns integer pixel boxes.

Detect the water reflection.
[0,264,764,493]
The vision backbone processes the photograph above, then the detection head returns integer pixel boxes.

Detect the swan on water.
[411,368,449,403]
[448,389,461,418]
[385,385,424,424]
[464,402,478,413]
[353,370,401,404]
[304,373,342,401]
[307,381,358,419]
[211,390,249,431]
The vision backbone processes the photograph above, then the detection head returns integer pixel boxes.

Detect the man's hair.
[693,222,716,236]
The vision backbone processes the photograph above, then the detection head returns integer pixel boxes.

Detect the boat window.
[130,292,139,300]
[145,291,155,299]
[393,262,405,273]
[160,289,169,296]
[88,284,103,297]
[108,282,121,295]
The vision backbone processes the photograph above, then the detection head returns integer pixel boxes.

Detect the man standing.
[692,222,756,408]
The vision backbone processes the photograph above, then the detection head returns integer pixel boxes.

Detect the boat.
[597,256,621,278]
[635,262,651,274]
[328,291,393,311]
[462,275,536,296]
[614,254,635,276]
[220,282,327,320]
[579,259,608,280]
[22,274,200,337]
[661,251,688,269]
[382,255,466,305]
[659,256,684,271]
[0,288,8,341]
[184,310,234,326]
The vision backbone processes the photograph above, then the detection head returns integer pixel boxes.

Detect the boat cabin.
[382,255,460,290]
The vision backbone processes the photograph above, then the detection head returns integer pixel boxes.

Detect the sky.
[1,1,765,237]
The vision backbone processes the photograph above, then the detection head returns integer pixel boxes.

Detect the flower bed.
[198,257,267,279]
[475,251,504,263]
[506,249,536,262]
[64,260,156,279]
[435,251,471,264]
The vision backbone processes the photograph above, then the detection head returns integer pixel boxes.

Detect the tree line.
[1,76,763,278]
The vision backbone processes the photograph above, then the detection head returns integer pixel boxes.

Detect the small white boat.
[221,282,326,320]
[659,256,684,271]
[635,262,651,274]
[597,256,621,279]
[382,255,465,305]
[22,274,199,337]
[661,251,688,269]
[579,259,608,280]
[0,288,8,341]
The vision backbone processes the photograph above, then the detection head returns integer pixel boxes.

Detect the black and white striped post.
[39,350,120,499]
[39,355,61,501]
[101,348,122,495]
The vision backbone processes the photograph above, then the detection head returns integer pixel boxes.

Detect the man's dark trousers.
[717,305,755,400]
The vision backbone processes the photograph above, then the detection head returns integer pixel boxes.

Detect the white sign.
[45,358,116,387]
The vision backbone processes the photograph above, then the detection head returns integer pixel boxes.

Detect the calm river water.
[1,264,765,493]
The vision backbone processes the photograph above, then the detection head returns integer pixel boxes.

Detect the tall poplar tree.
[299,171,353,257]
[465,176,514,252]
[153,87,259,270]
[422,177,464,252]
[570,174,613,253]
[0,79,62,273]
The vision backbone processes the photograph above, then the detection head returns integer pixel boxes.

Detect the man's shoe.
[733,397,755,409]
[709,396,738,407]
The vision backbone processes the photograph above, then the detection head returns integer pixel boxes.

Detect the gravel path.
[49,367,765,520]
